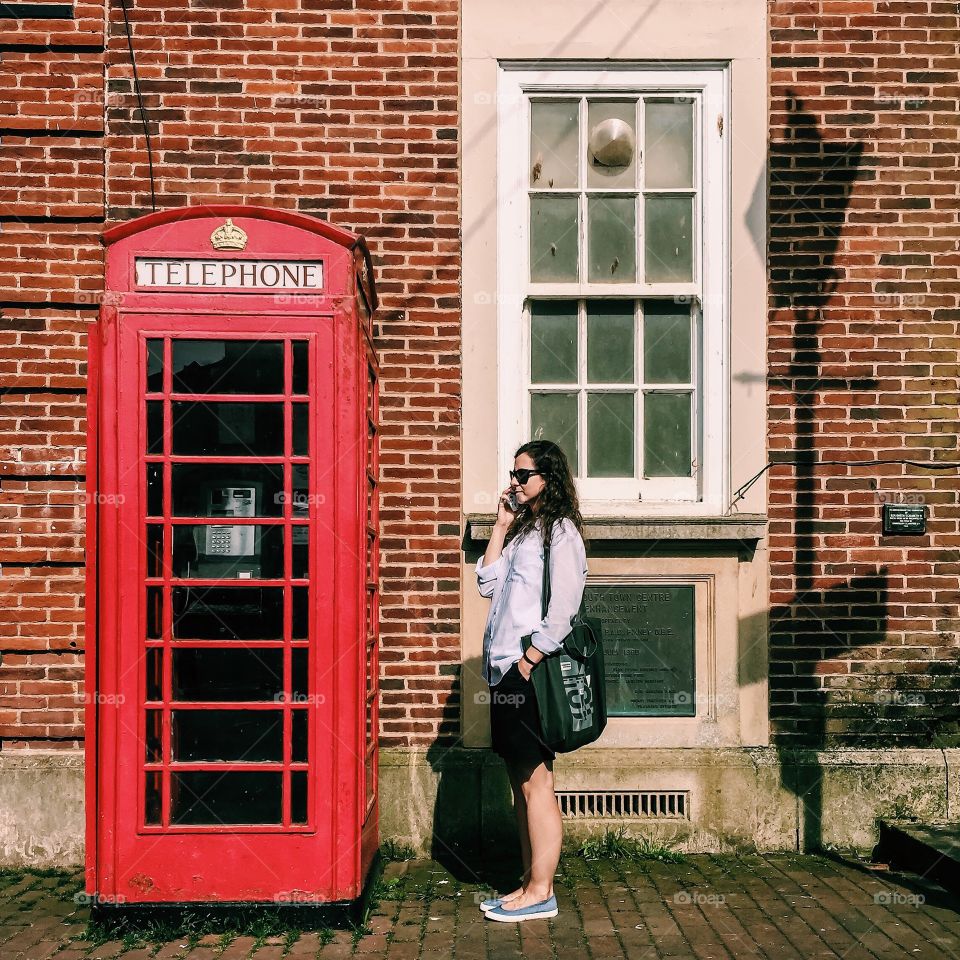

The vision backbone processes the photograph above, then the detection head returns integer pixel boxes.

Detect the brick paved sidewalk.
[3,852,960,959]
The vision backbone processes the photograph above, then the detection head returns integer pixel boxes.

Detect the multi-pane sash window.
[498,67,726,508]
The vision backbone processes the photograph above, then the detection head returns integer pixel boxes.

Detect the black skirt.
[489,660,556,768]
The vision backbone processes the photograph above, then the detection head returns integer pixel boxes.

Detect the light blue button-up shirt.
[476,516,588,687]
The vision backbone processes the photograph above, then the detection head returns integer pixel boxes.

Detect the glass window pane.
[146,648,163,703]
[293,404,308,456]
[644,302,691,384]
[530,196,578,282]
[292,648,308,701]
[145,771,161,825]
[172,465,283,517]
[292,525,309,579]
[172,710,283,762]
[530,99,579,189]
[147,340,164,392]
[147,586,163,640]
[587,100,637,188]
[292,340,308,395]
[643,392,692,477]
[291,770,308,825]
[530,392,578,475]
[292,464,309,519]
[292,586,309,640]
[292,712,308,763]
[587,302,634,383]
[145,709,162,763]
[172,340,284,395]
[587,393,634,477]
[173,524,284,580]
[645,98,694,189]
[172,648,283,701]
[172,586,284,640]
[146,524,163,578]
[645,196,693,283]
[530,301,577,383]
[147,463,163,518]
[147,401,164,454]
[588,196,636,283]
[170,771,282,825]
[171,402,284,457]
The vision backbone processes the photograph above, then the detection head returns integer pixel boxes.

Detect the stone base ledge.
[1,747,956,867]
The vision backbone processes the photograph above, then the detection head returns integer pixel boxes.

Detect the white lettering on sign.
[135,258,324,290]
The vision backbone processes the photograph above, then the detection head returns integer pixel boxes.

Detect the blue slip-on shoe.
[478,897,503,911]
[484,894,558,921]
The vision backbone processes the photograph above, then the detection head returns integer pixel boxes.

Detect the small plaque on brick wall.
[582,584,695,718]
[881,503,926,536]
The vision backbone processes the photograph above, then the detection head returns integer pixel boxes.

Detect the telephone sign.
[85,205,380,909]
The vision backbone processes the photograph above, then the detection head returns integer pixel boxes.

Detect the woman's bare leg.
[498,762,531,902]
[497,757,562,910]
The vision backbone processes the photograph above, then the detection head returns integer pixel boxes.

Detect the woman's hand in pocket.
[517,657,533,682]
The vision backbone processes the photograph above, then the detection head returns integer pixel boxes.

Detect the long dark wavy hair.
[503,439,586,549]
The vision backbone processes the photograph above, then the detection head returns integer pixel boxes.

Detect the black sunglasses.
[509,468,542,485]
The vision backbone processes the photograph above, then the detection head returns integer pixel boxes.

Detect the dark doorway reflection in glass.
[170,771,283,825]
[172,524,284,580]
[172,648,283,701]
[172,340,284,395]
[171,465,283,518]
[172,402,284,457]
[171,709,283,762]
[172,586,284,640]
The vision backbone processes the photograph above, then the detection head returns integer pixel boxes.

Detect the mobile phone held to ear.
[506,490,519,511]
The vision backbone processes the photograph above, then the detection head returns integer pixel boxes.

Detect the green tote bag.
[520,527,607,753]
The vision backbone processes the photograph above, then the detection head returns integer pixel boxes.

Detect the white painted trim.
[497,64,729,517]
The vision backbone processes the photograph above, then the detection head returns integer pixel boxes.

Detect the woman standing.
[474,439,588,922]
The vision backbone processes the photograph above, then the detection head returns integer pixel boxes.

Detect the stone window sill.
[464,513,768,544]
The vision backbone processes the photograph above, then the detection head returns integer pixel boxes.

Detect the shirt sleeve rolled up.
[528,518,588,655]
[475,552,505,599]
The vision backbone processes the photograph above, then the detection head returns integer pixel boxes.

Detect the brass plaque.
[583,584,695,717]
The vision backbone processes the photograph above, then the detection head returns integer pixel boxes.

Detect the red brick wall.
[0,1,461,749]
[768,0,960,746]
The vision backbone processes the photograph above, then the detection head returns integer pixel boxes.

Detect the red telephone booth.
[85,205,380,909]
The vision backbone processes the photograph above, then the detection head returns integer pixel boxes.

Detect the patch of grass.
[574,826,687,863]
[379,839,416,862]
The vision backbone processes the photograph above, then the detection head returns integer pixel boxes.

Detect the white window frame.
[497,63,729,516]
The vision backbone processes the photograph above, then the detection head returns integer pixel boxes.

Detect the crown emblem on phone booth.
[210,219,248,251]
